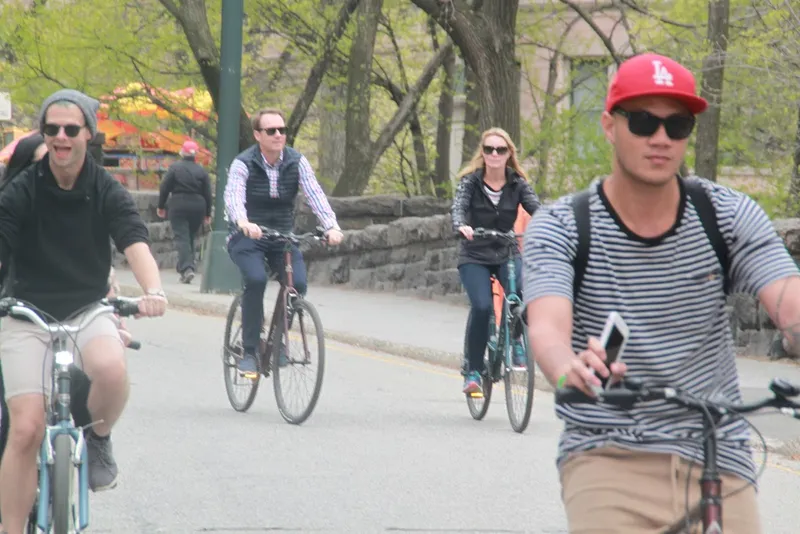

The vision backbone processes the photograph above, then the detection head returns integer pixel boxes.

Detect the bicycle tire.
[223,293,260,412]
[51,433,73,534]
[504,313,534,433]
[273,298,325,425]
[466,320,493,420]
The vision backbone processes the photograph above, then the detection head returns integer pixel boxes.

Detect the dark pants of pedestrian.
[228,233,308,355]
[458,257,523,373]
[168,194,206,275]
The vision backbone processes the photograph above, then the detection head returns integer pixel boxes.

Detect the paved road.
[81,310,800,533]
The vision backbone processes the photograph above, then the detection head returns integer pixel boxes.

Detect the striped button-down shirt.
[224,149,340,231]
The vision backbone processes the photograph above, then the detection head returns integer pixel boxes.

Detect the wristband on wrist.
[146,289,166,298]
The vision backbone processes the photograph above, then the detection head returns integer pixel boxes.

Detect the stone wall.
[124,190,800,358]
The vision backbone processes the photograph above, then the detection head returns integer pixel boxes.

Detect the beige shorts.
[560,446,762,534]
[0,307,122,400]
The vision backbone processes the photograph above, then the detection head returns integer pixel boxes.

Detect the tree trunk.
[433,43,456,197]
[317,80,347,191]
[787,103,800,215]
[413,0,521,144]
[694,0,730,182]
[461,64,481,169]
[333,0,384,197]
[535,51,560,192]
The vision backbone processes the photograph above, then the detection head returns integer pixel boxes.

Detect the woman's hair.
[455,127,529,181]
[3,133,45,186]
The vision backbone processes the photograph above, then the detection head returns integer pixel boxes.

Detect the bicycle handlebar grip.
[127,340,141,350]
[554,387,597,405]
[115,300,141,317]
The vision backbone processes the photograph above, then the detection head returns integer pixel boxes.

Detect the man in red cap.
[523,53,800,532]
[158,140,212,283]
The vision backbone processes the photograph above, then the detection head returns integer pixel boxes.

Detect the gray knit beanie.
[38,89,99,137]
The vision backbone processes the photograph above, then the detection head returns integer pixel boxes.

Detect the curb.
[118,283,552,393]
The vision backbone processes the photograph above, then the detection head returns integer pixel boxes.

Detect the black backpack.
[571,178,731,301]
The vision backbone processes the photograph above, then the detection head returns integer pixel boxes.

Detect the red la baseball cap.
[181,140,199,154]
[605,53,708,115]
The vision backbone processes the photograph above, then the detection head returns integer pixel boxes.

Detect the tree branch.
[286,0,361,145]
[369,42,454,173]
[559,0,623,65]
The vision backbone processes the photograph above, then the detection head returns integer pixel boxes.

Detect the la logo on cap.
[652,60,673,87]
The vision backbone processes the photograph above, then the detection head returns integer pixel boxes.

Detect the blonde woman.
[450,127,540,394]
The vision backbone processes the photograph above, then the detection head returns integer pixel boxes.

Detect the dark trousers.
[228,234,308,354]
[458,257,523,373]
[168,194,205,275]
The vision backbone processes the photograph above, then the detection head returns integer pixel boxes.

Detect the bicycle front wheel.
[465,322,493,421]
[273,298,325,425]
[52,433,74,534]
[504,312,534,433]
[223,294,260,412]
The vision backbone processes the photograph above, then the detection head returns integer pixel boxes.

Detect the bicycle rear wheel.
[52,433,74,534]
[273,298,325,425]
[504,312,534,433]
[223,294,260,412]
[465,320,493,420]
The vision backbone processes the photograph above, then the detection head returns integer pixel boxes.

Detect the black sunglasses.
[257,127,287,136]
[483,145,509,156]
[43,123,84,138]
[613,109,696,140]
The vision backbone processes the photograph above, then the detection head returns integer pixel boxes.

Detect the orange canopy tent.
[0,121,211,167]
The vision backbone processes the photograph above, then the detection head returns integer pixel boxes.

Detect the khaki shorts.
[560,446,762,534]
[0,307,122,400]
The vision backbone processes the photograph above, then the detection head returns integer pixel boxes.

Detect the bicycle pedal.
[238,371,259,380]
[469,391,484,399]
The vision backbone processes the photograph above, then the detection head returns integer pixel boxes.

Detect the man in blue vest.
[223,108,344,376]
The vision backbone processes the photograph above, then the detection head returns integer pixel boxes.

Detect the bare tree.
[412,0,523,144]
[694,0,731,181]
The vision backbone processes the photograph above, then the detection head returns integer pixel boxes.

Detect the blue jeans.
[458,257,523,373]
[228,234,308,355]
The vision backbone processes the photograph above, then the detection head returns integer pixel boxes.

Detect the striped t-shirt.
[522,177,798,484]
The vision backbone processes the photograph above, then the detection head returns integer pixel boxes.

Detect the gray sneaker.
[86,433,119,492]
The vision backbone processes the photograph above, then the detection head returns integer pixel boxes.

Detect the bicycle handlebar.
[455,228,524,242]
[554,377,800,420]
[256,226,328,245]
[0,297,143,336]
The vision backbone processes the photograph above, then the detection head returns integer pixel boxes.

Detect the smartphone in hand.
[596,311,629,390]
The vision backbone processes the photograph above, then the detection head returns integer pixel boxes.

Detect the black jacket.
[0,155,149,321]
[451,168,540,266]
[158,157,212,216]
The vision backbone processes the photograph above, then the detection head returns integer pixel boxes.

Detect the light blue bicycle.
[0,296,141,534]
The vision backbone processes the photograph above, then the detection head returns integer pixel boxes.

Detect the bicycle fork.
[37,340,90,532]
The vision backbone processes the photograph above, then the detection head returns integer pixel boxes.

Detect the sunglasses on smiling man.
[43,123,85,138]
[257,127,287,136]
[613,109,696,140]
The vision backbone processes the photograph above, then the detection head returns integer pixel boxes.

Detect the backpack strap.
[571,189,592,301]
[683,178,731,294]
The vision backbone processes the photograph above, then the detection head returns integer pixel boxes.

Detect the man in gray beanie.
[39,88,100,137]
[0,88,168,534]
